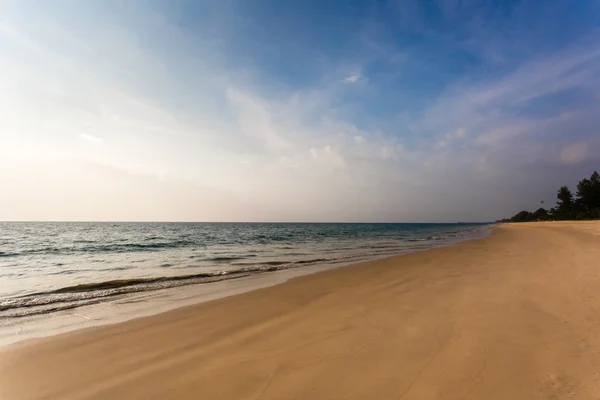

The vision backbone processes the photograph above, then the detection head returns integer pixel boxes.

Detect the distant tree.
[532,207,549,221]
[576,171,600,219]
[510,210,534,222]
[500,170,600,223]
[592,171,600,218]
[502,207,549,223]
[556,186,575,220]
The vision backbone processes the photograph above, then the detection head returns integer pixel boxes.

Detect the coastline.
[0,258,354,347]
[0,226,490,347]
[2,221,600,399]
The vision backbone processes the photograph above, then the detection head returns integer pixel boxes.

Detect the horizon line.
[0,220,493,224]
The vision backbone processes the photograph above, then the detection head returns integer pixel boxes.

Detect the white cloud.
[79,133,103,143]
[226,88,290,151]
[560,141,588,165]
[308,145,346,168]
[5,3,510,222]
[422,40,600,144]
[3,2,600,223]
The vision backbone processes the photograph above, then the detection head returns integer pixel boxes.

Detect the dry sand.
[1,222,600,399]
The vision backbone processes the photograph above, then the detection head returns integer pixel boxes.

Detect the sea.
[0,222,491,344]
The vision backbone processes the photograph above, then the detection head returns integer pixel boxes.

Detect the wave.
[0,240,197,258]
[0,252,376,318]
[207,256,251,262]
[47,269,87,276]
[0,271,249,318]
[0,224,492,319]
[105,266,134,271]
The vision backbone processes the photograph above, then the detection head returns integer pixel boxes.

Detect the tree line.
[498,170,600,223]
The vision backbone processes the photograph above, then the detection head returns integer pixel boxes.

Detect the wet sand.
[1,222,600,399]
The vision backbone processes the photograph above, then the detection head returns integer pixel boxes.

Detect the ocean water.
[0,222,490,321]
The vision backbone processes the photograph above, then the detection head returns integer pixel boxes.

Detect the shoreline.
[2,221,599,399]
[0,226,491,347]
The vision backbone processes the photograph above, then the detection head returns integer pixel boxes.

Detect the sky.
[1,0,599,222]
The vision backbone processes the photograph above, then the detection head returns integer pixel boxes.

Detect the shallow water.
[0,222,490,321]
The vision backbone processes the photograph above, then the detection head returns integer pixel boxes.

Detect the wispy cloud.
[2,1,600,222]
[343,75,360,83]
[226,88,290,151]
[418,36,600,169]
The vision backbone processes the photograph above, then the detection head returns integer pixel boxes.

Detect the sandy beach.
[1,222,600,399]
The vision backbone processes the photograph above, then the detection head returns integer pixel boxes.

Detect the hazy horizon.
[0,220,493,224]
[2,1,599,223]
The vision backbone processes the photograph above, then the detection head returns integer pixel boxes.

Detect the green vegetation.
[498,170,600,223]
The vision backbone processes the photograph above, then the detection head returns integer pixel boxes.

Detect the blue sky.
[1,0,599,221]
